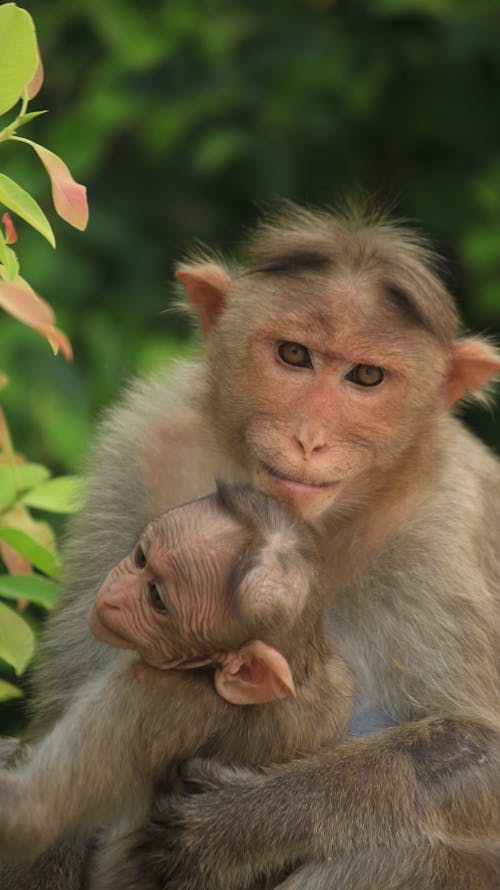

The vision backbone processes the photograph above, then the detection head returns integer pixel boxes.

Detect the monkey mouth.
[258,462,339,492]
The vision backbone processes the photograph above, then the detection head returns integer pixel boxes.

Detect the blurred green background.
[0,0,499,732]
[2,0,500,474]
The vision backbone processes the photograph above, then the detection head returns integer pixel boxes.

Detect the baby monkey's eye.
[148,581,166,613]
[277,341,313,368]
[134,545,147,569]
[346,364,385,387]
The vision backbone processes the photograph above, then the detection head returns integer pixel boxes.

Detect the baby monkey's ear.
[214,640,295,706]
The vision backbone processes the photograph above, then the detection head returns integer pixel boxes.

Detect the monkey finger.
[178,756,228,793]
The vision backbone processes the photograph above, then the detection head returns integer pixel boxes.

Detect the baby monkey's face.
[89,500,250,669]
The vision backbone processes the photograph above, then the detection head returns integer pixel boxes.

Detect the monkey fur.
[0,483,353,889]
[1,203,499,889]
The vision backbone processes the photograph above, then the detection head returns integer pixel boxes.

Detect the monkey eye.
[346,364,385,387]
[134,545,147,569]
[148,581,166,613]
[277,341,313,368]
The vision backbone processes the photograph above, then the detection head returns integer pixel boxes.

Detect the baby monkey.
[0,482,353,889]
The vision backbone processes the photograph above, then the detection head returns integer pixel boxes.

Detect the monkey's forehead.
[216,284,447,372]
[232,220,459,346]
[143,506,248,555]
[252,277,443,343]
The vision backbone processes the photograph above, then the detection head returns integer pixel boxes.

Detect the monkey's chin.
[256,464,340,519]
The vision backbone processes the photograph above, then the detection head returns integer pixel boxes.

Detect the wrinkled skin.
[89,501,250,668]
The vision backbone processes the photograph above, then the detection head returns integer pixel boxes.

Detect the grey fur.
[2,203,499,889]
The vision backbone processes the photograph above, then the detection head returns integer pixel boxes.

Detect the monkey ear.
[447,338,500,405]
[214,640,296,706]
[176,263,232,333]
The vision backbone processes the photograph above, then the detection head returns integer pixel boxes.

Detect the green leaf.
[0,4,38,116]
[0,175,55,248]
[0,527,60,577]
[0,464,50,509]
[16,109,48,129]
[22,475,82,514]
[0,678,23,702]
[0,229,7,269]
[0,601,34,674]
[13,463,51,492]
[0,573,59,610]
[0,230,16,282]
[2,245,19,281]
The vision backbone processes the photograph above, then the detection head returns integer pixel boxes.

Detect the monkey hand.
[138,757,318,890]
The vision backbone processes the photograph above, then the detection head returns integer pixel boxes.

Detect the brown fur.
[0,486,352,890]
[2,202,499,889]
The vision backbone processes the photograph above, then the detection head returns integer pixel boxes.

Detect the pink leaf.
[23,141,88,230]
[2,212,18,245]
[0,279,73,360]
[26,46,44,100]
[0,541,32,575]
[37,324,73,361]
[0,278,54,328]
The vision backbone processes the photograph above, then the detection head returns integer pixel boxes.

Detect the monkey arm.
[127,716,499,890]
[0,658,147,859]
[0,659,216,861]
[0,742,88,890]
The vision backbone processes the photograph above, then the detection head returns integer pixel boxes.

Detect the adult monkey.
[3,204,500,889]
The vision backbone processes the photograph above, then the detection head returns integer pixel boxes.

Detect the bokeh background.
[1,0,500,479]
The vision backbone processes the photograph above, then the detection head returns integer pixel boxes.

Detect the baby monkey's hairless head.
[90,481,316,705]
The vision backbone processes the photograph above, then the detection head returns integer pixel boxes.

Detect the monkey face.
[90,503,248,668]
[176,211,499,525]
[88,545,166,656]
[210,287,447,520]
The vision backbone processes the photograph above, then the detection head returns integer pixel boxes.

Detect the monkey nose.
[293,434,328,457]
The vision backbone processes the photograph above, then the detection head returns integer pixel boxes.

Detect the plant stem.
[0,91,30,144]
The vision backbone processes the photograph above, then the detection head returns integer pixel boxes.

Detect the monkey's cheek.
[255,465,340,518]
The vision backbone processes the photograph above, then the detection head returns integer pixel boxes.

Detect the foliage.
[0,3,86,717]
